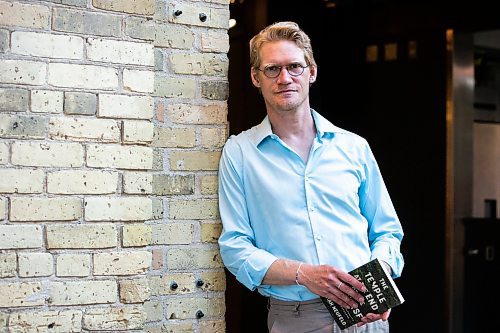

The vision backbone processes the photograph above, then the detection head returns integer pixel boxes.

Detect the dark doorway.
[226,1,500,332]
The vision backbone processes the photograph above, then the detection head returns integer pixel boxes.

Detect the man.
[218,21,404,332]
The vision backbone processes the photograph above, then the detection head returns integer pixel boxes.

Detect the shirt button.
[309,207,315,212]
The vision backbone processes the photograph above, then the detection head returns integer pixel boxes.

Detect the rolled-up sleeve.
[218,139,278,290]
[359,142,404,278]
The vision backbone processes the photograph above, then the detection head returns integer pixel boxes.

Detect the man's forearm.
[262,259,300,285]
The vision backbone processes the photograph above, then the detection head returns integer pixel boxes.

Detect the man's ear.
[309,65,317,83]
[251,68,261,88]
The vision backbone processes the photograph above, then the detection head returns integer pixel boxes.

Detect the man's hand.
[298,264,367,309]
[357,309,391,327]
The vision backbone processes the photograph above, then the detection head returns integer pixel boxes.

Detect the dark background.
[226,1,500,332]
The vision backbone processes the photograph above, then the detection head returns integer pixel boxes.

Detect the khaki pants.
[267,298,390,333]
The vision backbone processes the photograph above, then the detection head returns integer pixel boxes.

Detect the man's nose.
[276,66,293,82]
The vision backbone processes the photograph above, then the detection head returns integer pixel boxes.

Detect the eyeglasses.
[256,63,309,78]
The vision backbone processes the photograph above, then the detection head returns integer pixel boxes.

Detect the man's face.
[251,40,317,113]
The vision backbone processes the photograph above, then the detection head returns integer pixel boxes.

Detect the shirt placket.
[304,137,324,263]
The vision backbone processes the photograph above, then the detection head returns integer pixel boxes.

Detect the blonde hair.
[249,21,317,69]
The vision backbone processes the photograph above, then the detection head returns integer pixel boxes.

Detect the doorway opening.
[225,1,500,333]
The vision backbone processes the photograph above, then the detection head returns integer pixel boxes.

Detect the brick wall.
[0,0,229,332]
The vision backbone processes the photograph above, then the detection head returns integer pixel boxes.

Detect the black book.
[321,258,405,330]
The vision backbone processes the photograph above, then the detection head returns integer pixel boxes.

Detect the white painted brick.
[143,299,163,322]
[0,312,6,333]
[153,127,196,148]
[87,144,153,169]
[122,224,152,247]
[93,251,151,275]
[126,16,155,40]
[18,252,53,277]
[146,322,192,333]
[167,248,223,269]
[0,197,5,220]
[119,278,150,303]
[1,31,8,51]
[166,297,225,319]
[83,306,146,331]
[12,31,83,59]
[0,282,44,308]
[52,7,121,36]
[201,175,218,195]
[123,120,154,144]
[151,199,163,221]
[151,223,194,245]
[167,103,227,124]
[64,91,97,115]
[50,280,117,305]
[169,3,229,29]
[10,197,82,222]
[154,24,195,49]
[8,310,82,333]
[94,0,154,15]
[56,253,91,277]
[49,117,120,142]
[204,53,229,76]
[85,197,152,221]
[201,320,226,333]
[47,170,118,194]
[0,142,8,164]
[0,1,50,29]
[201,127,227,148]
[154,76,196,98]
[201,30,230,53]
[0,168,44,193]
[169,199,219,219]
[87,38,154,66]
[48,63,118,90]
[0,253,16,278]
[201,221,222,243]
[0,59,46,85]
[0,114,48,139]
[99,94,154,119]
[152,174,194,195]
[31,90,64,113]
[0,88,29,112]
[12,141,84,167]
[123,69,154,93]
[47,223,117,249]
[123,171,153,194]
[152,273,196,295]
[0,225,43,249]
[170,53,204,74]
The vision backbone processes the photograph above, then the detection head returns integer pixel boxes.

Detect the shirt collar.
[251,108,346,146]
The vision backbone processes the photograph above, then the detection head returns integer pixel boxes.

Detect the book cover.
[321,258,405,330]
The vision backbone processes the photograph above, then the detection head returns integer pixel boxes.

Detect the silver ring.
[337,281,343,289]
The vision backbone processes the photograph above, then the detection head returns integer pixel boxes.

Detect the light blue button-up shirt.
[218,110,404,301]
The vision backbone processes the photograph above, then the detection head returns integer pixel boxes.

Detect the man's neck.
[268,106,316,162]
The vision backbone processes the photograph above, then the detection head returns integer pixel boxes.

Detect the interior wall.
[473,123,500,217]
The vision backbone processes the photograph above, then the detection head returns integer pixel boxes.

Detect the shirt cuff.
[370,243,404,278]
[236,249,278,291]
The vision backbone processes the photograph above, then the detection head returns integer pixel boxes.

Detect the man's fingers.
[327,293,357,309]
[326,281,364,309]
[360,312,388,324]
[381,310,391,321]
[337,282,366,305]
[339,272,367,293]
